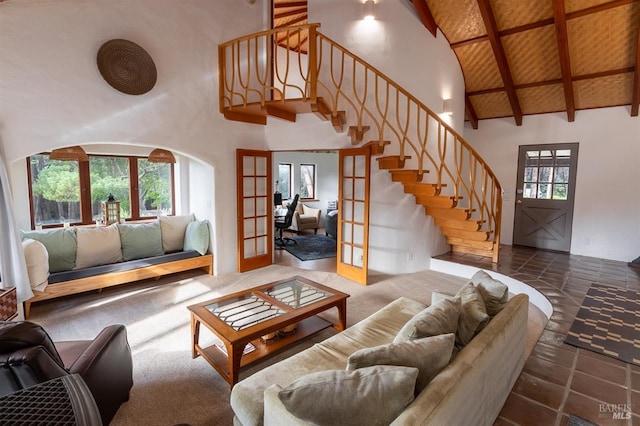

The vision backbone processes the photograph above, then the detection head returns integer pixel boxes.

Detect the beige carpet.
[29,265,532,426]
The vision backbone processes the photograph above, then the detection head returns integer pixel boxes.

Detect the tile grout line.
[555,347,579,426]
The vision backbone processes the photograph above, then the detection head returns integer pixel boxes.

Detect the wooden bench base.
[24,254,213,318]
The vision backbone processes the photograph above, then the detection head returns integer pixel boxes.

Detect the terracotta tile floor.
[436,245,640,426]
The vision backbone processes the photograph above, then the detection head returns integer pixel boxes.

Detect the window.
[522,149,570,200]
[277,163,292,199]
[28,153,175,228]
[299,163,316,199]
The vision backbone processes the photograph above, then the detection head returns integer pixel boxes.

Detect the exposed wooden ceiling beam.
[552,0,576,122]
[274,7,307,20]
[632,21,640,116]
[476,0,523,125]
[465,94,479,129]
[411,0,438,37]
[452,0,637,49]
[274,1,307,8]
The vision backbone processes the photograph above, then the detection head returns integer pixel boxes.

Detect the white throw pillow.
[159,214,194,253]
[75,224,122,269]
[22,238,49,290]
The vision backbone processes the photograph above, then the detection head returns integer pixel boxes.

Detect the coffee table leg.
[335,300,347,331]
[191,314,200,359]
[227,343,244,388]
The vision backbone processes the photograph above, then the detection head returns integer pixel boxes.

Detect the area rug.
[565,284,640,366]
[283,235,337,261]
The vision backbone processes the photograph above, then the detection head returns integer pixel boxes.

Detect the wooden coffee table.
[187,276,349,387]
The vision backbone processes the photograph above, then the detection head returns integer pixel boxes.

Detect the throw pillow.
[347,333,455,393]
[431,291,455,305]
[455,282,490,347]
[159,214,194,253]
[184,220,210,255]
[75,224,122,269]
[118,221,163,261]
[471,270,509,316]
[277,365,418,426]
[21,228,77,273]
[22,238,49,289]
[393,297,460,343]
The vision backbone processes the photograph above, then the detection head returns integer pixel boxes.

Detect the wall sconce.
[443,98,453,115]
[363,0,376,21]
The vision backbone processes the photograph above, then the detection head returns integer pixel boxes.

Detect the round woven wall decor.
[97,39,157,95]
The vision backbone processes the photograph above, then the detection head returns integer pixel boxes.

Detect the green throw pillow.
[278,365,418,426]
[118,221,163,261]
[184,220,210,255]
[347,333,455,394]
[393,297,460,343]
[21,228,77,273]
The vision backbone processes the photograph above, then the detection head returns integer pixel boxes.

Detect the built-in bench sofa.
[21,215,213,318]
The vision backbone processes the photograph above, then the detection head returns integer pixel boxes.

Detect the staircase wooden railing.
[219,24,502,263]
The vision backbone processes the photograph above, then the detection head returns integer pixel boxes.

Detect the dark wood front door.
[513,143,579,252]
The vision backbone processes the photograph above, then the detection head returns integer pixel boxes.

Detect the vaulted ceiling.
[273,0,640,128]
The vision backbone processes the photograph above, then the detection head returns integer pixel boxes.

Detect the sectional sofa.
[230,271,529,426]
[20,215,213,317]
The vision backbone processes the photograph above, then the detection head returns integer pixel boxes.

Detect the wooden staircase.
[218,24,501,263]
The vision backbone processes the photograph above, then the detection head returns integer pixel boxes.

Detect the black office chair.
[275,194,299,247]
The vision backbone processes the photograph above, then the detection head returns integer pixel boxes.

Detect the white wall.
[0,0,270,274]
[272,151,338,227]
[265,0,465,274]
[464,106,640,262]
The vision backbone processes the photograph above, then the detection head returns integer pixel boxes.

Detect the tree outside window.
[277,163,292,199]
[28,153,175,228]
[299,163,316,199]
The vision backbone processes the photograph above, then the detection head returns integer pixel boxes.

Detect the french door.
[513,143,579,252]
[337,147,371,285]
[236,149,273,272]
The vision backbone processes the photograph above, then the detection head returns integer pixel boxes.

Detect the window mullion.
[79,161,92,224]
[130,158,140,221]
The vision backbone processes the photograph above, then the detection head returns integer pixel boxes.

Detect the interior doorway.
[513,143,579,252]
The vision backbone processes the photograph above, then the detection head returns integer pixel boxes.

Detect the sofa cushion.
[21,228,77,273]
[118,221,163,261]
[22,238,49,290]
[393,297,460,343]
[455,282,490,347]
[471,270,509,316]
[184,220,209,255]
[347,333,455,394]
[159,214,194,253]
[75,224,122,269]
[277,365,418,426]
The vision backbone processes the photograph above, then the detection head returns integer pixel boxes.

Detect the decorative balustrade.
[219,24,502,262]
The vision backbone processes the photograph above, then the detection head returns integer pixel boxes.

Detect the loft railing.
[219,24,502,262]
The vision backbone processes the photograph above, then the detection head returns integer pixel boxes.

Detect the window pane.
[300,164,315,199]
[524,167,537,182]
[523,183,537,198]
[554,167,569,184]
[538,184,552,199]
[278,164,291,199]
[138,159,172,217]
[553,184,568,200]
[90,156,131,220]
[538,167,553,183]
[30,155,81,225]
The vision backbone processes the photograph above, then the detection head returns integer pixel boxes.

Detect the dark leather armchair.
[0,321,133,425]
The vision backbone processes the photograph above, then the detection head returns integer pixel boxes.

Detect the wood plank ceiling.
[274,0,640,128]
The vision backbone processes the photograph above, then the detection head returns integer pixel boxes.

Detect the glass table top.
[205,279,330,331]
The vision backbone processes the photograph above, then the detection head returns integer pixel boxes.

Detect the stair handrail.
[219,24,502,262]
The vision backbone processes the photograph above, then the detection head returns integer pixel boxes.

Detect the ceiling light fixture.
[363,0,376,21]
[443,98,453,115]
[49,146,89,162]
[148,148,176,163]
